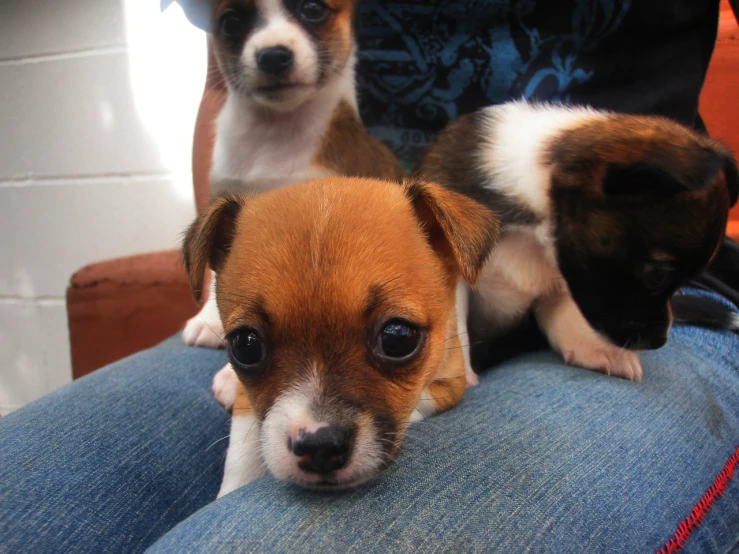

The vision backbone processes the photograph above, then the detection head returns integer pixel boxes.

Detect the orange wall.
[700,0,739,237]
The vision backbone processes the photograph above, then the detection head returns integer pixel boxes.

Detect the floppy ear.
[161,0,211,31]
[182,194,244,302]
[403,179,499,287]
[602,146,730,198]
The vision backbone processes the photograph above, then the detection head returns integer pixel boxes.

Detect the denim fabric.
[1,293,737,553]
[0,341,229,553]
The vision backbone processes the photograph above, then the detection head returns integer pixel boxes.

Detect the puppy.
[183,177,498,495]
[181,0,405,349]
[415,100,739,382]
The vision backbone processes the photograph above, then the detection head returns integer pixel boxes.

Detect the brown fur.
[546,115,736,261]
[184,177,497,459]
[314,101,406,182]
[183,194,244,301]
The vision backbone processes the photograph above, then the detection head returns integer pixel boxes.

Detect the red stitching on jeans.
[658,445,739,554]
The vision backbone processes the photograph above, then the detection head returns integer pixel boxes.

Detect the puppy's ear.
[602,146,730,198]
[183,194,244,302]
[403,179,499,287]
[161,0,211,31]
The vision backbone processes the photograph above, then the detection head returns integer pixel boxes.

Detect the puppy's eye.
[642,265,674,292]
[375,319,422,362]
[219,10,245,40]
[227,327,266,372]
[299,0,330,23]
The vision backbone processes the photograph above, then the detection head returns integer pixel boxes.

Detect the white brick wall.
[0,0,206,414]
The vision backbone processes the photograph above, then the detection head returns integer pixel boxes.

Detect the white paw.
[465,366,480,388]
[183,298,224,349]
[562,340,643,382]
[212,364,240,410]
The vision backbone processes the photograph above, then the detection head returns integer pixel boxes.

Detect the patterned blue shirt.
[355,0,723,163]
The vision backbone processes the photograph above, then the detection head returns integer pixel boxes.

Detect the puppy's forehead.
[220,178,447,324]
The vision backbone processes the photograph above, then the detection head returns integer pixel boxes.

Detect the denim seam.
[657,444,739,554]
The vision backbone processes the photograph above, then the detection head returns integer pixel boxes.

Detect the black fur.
[672,294,739,332]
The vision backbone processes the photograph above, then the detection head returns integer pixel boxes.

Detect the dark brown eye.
[375,319,422,362]
[642,265,674,292]
[299,0,330,23]
[219,10,245,40]
[228,327,266,372]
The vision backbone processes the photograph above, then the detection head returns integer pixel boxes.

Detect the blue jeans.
[1,290,738,553]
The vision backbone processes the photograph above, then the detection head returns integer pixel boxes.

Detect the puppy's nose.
[291,425,353,474]
[256,46,294,76]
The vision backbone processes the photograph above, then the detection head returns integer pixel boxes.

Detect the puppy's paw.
[465,366,480,388]
[183,299,224,349]
[212,364,240,411]
[562,340,643,382]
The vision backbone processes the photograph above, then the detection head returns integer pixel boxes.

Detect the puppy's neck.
[212,53,358,192]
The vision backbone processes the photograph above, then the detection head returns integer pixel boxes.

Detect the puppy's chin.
[250,83,318,113]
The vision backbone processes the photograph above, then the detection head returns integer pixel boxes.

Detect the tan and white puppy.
[183,177,498,495]
[416,100,738,382]
[182,0,405,349]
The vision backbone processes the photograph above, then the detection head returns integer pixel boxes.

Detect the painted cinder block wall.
[0,0,206,415]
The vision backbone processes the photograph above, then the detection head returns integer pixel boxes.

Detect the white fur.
[218,413,266,498]
[183,277,223,348]
[412,388,437,422]
[453,278,479,387]
[477,101,604,216]
[212,363,239,410]
[469,101,642,379]
[211,58,355,196]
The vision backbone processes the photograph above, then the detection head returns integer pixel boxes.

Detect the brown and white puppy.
[181,0,405,348]
[183,177,498,495]
[416,100,739,382]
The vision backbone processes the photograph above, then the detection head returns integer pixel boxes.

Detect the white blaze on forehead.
[237,0,320,89]
[244,0,313,60]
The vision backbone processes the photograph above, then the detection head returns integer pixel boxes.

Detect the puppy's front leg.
[217,384,267,498]
[212,363,240,411]
[412,294,469,422]
[534,291,643,381]
[454,278,479,388]
[183,270,225,349]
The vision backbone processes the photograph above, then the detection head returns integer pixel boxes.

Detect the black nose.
[291,425,353,474]
[256,46,294,76]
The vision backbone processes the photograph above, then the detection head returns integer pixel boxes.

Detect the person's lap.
[1,292,738,553]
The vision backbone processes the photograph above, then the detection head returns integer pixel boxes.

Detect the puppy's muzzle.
[618,320,668,350]
[256,46,294,77]
[289,425,354,475]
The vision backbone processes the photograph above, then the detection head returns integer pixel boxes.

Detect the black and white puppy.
[173,0,405,348]
[416,101,739,382]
